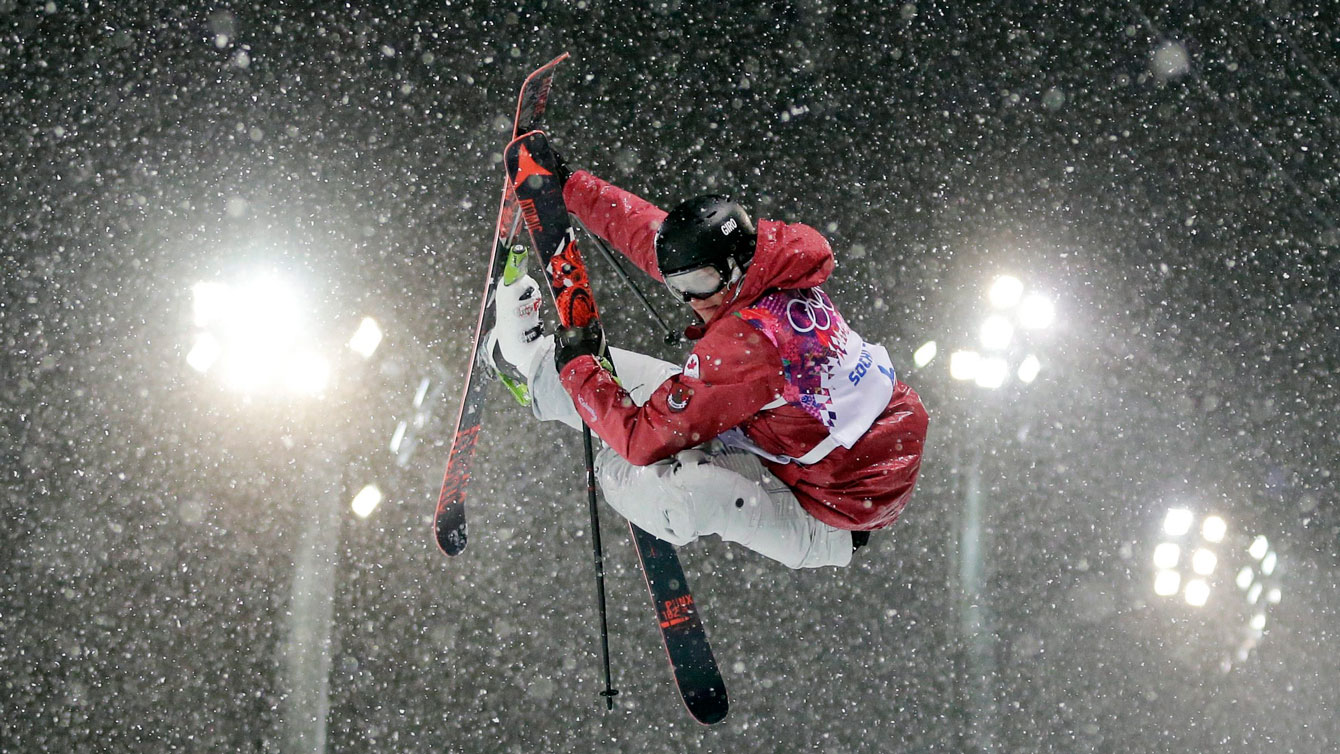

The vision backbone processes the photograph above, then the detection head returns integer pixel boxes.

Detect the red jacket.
[560,171,928,531]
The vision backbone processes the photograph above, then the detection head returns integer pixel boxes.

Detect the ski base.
[631,524,729,725]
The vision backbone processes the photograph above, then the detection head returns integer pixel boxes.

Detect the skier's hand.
[554,322,608,371]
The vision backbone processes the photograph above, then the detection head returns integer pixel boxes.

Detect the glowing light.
[349,317,384,359]
[284,352,331,396]
[188,272,338,399]
[1191,548,1218,576]
[1154,569,1181,597]
[223,274,303,349]
[1184,578,1210,607]
[186,332,223,374]
[949,350,980,381]
[1017,294,1055,329]
[1247,583,1263,604]
[351,484,383,518]
[913,340,938,368]
[974,356,1009,390]
[1267,588,1281,605]
[1152,542,1181,570]
[988,275,1024,309]
[1249,613,1267,631]
[1249,535,1269,560]
[1017,354,1041,384]
[1201,515,1227,543]
[1163,508,1194,537]
[1235,566,1254,590]
[1261,551,1277,576]
[221,342,275,393]
[979,314,1014,351]
[192,281,233,328]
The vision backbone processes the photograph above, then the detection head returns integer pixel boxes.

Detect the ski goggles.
[663,265,729,302]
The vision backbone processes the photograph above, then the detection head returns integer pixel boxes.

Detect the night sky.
[3,2,1339,752]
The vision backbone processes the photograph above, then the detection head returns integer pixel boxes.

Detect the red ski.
[434,53,568,556]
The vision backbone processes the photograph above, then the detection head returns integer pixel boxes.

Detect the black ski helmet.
[655,195,757,287]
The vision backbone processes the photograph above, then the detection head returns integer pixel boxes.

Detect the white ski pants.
[522,338,853,569]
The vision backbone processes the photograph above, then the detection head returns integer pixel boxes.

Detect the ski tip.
[434,515,467,557]
[688,693,729,726]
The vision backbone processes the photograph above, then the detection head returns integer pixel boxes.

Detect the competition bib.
[731,288,896,464]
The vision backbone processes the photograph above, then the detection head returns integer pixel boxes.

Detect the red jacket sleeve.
[558,317,787,465]
[563,170,666,281]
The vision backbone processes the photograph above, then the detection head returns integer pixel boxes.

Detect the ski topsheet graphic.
[434,53,568,557]
[505,130,729,725]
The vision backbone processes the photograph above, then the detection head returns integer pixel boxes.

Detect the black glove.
[554,322,608,371]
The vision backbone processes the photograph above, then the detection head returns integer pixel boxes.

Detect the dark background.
[3,1,1338,752]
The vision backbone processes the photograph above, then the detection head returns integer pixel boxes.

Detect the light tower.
[1150,505,1284,671]
[915,273,1056,753]
[185,270,384,754]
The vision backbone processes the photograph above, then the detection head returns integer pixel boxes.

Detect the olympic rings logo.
[785,289,836,333]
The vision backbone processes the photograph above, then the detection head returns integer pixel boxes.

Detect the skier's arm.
[558,319,785,465]
[563,170,666,280]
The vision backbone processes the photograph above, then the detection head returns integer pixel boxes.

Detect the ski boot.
[482,244,547,406]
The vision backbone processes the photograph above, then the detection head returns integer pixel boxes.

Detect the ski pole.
[583,424,620,709]
[573,217,682,345]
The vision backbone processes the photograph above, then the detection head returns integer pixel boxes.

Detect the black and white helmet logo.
[721,217,738,236]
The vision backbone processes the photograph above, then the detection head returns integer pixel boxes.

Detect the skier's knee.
[594,447,699,546]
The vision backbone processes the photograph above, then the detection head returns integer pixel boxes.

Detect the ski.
[505,130,729,725]
[629,525,730,725]
[434,53,569,557]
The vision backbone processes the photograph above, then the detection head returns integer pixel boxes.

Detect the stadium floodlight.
[186,332,223,374]
[950,350,981,381]
[349,317,384,360]
[1017,293,1055,329]
[1017,354,1041,384]
[1191,548,1218,576]
[940,271,1057,747]
[1149,505,1286,669]
[974,356,1009,390]
[351,484,383,518]
[1163,508,1194,537]
[1202,515,1227,543]
[1249,535,1269,560]
[913,340,938,369]
[189,272,324,397]
[1261,551,1277,576]
[1184,578,1211,607]
[938,274,1054,392]
[979,314,1014,351]
[988,275,1024,309]
[191,281,232,327]
[1153,542,1181,570]
[189,271,389,754]
[1154,569,1181,597]
[284,351,332,396]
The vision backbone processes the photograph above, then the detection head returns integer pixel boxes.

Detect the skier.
[487,163,929,569]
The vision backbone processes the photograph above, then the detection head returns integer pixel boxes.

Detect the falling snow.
[3,3,1339,754]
